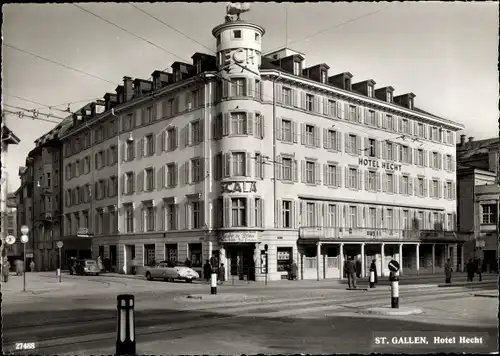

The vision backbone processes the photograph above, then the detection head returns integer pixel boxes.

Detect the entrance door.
[241,246,256,281]
[109,245,117,272]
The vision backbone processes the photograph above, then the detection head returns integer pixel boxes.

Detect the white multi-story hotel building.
[59,16,465,280]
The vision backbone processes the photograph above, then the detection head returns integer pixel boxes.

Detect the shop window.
[277,247,293,272]
[165,243,177,263]
[189,243,202,267]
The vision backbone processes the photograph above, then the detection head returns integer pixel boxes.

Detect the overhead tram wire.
[73,4,192,64]
[3,104,66,121]
[2,109,65,125]
[3,94,100,115]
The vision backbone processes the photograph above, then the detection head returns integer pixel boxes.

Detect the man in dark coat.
[355,257,362,279]
[291,261,298,280]
[466,258,474,282]
[345,256,357,288]
[370,259,378,285]
[203,260,212,282]
[444,258,453,284]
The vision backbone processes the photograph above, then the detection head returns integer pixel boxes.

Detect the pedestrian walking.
[466,258,474,282]
[444,258,453,284]
[30,260,35,272]
[70,257,77,275]
[203,259,212,282]
[370,259,378,286]
[355,257,362,279]
[345,256,357,289]
[218,263,226,285]
[96,256,103,272]
[2,258,11,283]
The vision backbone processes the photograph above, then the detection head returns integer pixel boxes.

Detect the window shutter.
[292,122,298,143]
[364,108,369,124]
[393,144,398,161]
[344,103,349,120]
[275,118,283,141]
[184,162,190,185]
[152,168,156,190]
[336,101,342,119]
[357,169,362,190]
[398,175,403,194]
[451,158,455,171]
[314,126,321,147]
[245,152,251,177]
[377,140,382,159]
[300,123,306,145]
[364,170,369,191]
[186,124,192,147]
[423,150,428,167]
[275,155,282,180]
[356,136,362,154]
[223,197,231,227]
[315,162,321,185]
[423,179,428,197]
[344,133,349,153]
[376,111,381,127]
[357,206,363,228]
[136,170,143,192]
[382,173,387,192]
[276,84,282,104]
[377,172,382,191]
[135,109,142,127]
[323,164,328,186]
[336,166,342,188]
[152,102,158,121]
[246,113,254,135]
[160,166,166,188]
[173,164,178,186]
[408,175,413,196]
[301,91,306,109]
[301,160,305,183]
[443,182,448,199]
[222,79,229,98]
[323,97,328,115]
[414,177,419,196]
[259,115,264,139]
[291,89,297,107]
[223,153,230,177]
[200,158,205,182]
[451,182,456,199]
[314,96,320,113]
[363,137,369,156]
[443,155,448,171]
[223,113,230,136]
[345,167,349,188]
[323,128,329,149]
[246,79,253,98]
[292,159,298,182]
[121,175,125,194]
[276,199,283,228]
[336,131,342,152]
[438,153,442,169]
[423,124,428,139]
[408,147,412,164]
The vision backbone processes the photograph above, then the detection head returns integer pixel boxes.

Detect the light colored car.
[144,261,199,283]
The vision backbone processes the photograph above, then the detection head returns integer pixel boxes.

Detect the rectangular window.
[125,205,134,233]
[321,71,327,84]
[167,128,176,151]
[191,158,201,183]
[254,153,262,179]
[402,119,409,134]
[231,78,246,96]
[387,91,392,103]
[348,168,357,188]
[367,110,375,126]
[192,89,199,108]
[417,149,424,166]
[145,134,154,156]
[399,145,408,163]
[293,61,301,76]
[145,107,152,124]
[349,206,356,228]
[328,100,336,116]
[305,94,314,111]
[349,106,356,122]
[231,198,246,227]
[282,120,292,142]
[432,180,439,198]
[446,182,452,199]
[418,123,424,137]
[145,168,154,191]
[254,198,262,227]
[110,146,117,164]
[232,152,246,176]
[447,213,453,231]
[327,130,337,150]
[432,152,439,169]
[367,86,374,98]
[282,87,292,106]
[418,178,424,196]
[282,200,292,228]
[233,30,241,38]
[191,121,201,144]
[368,138,376,157]
[368,208,376,228]
[126,141,135,161]
[402,175,409,195]
[167,164,176,187]
[306,202,315,227]
[167,204,176,230]
[305,125,314,146]
[367,171,376,191]
[145,206,155,231]
[326,204,336,227]
[386,115,393,131]
[387,142,394,160]
[282,157,292,181]
[192,201,200,229]
[125,172,134,194]
[348,134,357,154]
[305,161,315,184]
[231,112,246,135]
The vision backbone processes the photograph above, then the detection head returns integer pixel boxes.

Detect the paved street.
[2,272,498,354]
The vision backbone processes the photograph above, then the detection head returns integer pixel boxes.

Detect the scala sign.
[221,181,257,194]
[358,158,402,172]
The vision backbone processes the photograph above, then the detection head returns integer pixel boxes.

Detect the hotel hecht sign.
[358,158,402,172]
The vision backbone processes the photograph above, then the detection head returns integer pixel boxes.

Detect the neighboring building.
[56,15,464,280]
[457,135,499,270]
[1,124,20,260]
[15,166,33,257]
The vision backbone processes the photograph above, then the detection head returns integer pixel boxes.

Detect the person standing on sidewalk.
[30,260,35,272]
[2,258,11,282]
[466,258,475,282]
[476,258,482,281]
[345,256,357,289]
[203,260,211,282]
[444,258,453,284]
[370,259,378,286]
[218,263,226,285]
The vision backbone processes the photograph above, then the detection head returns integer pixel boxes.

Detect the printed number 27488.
[15,343,36,350]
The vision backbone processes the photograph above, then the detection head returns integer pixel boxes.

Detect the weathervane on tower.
[225,2,250,22]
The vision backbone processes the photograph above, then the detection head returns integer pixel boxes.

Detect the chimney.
[468,137,474,143]
[460,134,466,145]
[123,76,133,102]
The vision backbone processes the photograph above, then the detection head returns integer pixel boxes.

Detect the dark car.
[70,259,100,276]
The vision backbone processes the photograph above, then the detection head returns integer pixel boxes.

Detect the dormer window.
[293,61,301,76]
[367,85,374,98]
[175,71,181,82]
[387,91,392,103]
[408,97,414,109]
[216,35,221,46]
[321,71,327,84]
[344,78,350,90]
[196,60,202,74]
[233,30,242,39]
[255,33,260,42]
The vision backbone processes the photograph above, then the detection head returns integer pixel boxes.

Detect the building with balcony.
[457,135,499,270]
[56,15,464,281]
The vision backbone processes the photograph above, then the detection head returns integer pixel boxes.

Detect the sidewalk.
[1,272,78,296]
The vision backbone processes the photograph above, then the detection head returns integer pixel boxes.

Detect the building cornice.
[60,74,207,140]
[261,70,464,131]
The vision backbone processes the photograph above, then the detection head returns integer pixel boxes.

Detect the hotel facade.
[58,17,465,280]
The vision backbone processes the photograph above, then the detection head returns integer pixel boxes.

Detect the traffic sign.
[388,259,400,272]
[20,225,29,235]
[6,235,16,245]
[20,235,29,244]
[57,241,63,249]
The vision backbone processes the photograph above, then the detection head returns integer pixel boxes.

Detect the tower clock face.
[232,49,246,63]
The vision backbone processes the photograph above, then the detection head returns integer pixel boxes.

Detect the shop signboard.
[218,232,258,243]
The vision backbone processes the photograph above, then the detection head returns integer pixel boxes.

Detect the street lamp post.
[57,240,63,283]
[20,224,29,292]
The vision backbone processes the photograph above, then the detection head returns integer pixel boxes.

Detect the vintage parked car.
[144,261,199,282]
[70,259,101,276]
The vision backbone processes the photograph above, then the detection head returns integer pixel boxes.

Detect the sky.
[2,2,498,192]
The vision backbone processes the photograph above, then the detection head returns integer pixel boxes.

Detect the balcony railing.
[299,227,422,241]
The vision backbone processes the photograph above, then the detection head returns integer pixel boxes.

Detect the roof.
[457,137,499,153]
[1,125,20,145]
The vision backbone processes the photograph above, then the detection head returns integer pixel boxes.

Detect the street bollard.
[390,273,399,309]
[116,294,136,356]
[211,272,217,295]
[57,268,61,283]
[369,270,375,288]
